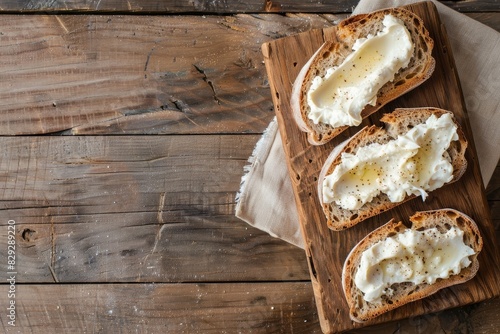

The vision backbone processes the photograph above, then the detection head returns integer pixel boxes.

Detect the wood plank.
[439,0,500,12]
[0,135,254,215]
[0,12,497,136]
[0,0,496,13]
[467,12,500,32]
[0,283,498,333]
[0,283,320,333]
[0,135,309,282]
[0,0,349,13]
[0,14,340,135]
[0,218,310,283]
[262,2,500,332]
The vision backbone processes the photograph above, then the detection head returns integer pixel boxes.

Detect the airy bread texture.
[318,107,468,230]
[342,209,483,323]
[291,7,435,145]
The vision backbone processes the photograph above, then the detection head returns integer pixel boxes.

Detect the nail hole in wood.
[22,228,36,242]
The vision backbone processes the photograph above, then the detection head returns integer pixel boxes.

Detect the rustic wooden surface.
[263,2,500,332]
[0,1,498,333]
[0,0,497,13]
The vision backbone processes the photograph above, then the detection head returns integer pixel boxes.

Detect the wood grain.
[0,0,496,13]
[0,2,496,334]
[0,13,497,136]
[0,283,320,333]
[262,2,500,332]
[0,135,309,283]
[0,14,342,135]
[0,142,495,330]
[1,283,499,333]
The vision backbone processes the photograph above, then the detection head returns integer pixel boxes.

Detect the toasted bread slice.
[291,7,435,145]
[342,209,483,323]
[318,107,468,230]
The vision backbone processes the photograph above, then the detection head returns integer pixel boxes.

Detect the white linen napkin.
[235,0,500,248]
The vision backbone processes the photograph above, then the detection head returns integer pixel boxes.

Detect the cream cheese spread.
[322,113,459,210]
[307,15,414,127]
[354,226,475,303]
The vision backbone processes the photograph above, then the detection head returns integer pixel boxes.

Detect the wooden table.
[0,1,497,332]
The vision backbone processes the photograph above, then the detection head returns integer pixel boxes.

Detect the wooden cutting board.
[261,1,500,333]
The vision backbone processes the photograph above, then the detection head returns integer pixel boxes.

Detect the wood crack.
[54,16,69,34]
[193,64,221,105]
[48,264,59,283]
[49,215,59,282]
[169,97,201,126]
[144,45,156,79]
[149,192,167,256]
[218,17,247,33]
[157,192,166,225]
[139,192,167,277]
[155,193,166,245]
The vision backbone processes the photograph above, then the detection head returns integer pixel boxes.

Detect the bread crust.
[342,209,483,323]
[318,107,468,230]
[291,7,435,145]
